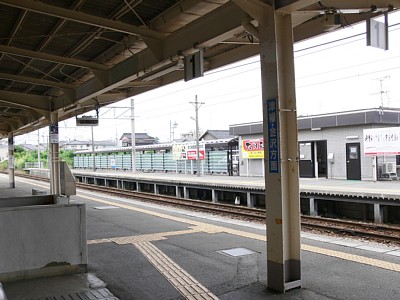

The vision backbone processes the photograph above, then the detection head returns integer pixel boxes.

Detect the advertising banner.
[242,139,264,159]
[186,143,205,160]
[363,127,400,155]
[172,143,205,160]
[172,144,187,160]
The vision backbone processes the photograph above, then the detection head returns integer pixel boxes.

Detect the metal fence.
[74,150,238,175]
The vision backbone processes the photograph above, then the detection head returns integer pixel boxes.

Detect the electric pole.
[372,76,390,117]
[37,129,41,168]
[131,98,136,173]
[170,121,178,142]
[91,126,95,171]
[190,95,204,177]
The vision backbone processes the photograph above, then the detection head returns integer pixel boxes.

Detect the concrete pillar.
[259,6,301,292]
[49,112,60,195]
[247,192,255,208]
[309,197,318,216]
[211,189,218,203]
[183,186,188,199]
[176,186,180,197]
[374,203,383,223]
[136,182,141,192]
[154,184,159,195]
[8,132,15,188]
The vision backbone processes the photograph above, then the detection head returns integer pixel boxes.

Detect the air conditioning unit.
[383,162,397,174]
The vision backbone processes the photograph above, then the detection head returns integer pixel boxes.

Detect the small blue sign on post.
[266,99,279,173]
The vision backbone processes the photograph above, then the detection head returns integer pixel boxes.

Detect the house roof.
[200,130,234,140]
[229,107,400,136]
[120,133,155,140]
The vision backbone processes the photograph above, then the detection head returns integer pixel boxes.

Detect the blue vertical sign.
[267,99,279,173]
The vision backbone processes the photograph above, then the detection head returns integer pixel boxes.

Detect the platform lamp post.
[190,95,204,177]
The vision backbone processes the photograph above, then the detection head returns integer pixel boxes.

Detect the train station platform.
[1,173,400,299]
[70,169,400,198]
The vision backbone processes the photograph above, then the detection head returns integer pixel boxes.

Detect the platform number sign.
[184,50,204,82]
[267,98,279,173]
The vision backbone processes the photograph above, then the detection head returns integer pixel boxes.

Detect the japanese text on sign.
[267,99,279,173]
[242,139,264,159]
[363,127,400,155]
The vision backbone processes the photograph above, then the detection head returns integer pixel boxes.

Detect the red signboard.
[187,149,205,160]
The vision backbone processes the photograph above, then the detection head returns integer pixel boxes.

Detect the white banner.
[363,127,400,155]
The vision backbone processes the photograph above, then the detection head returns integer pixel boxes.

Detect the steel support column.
[8,132,15,188]
[259,7,301,292]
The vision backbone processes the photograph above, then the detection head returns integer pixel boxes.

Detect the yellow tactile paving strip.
[81,194,400,274]
[302,244,400,272]
[135,242,218,300]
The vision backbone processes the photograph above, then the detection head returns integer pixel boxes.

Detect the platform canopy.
[0,0,399,137]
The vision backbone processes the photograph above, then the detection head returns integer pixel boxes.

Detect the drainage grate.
[93,206,119,210]
[38,288,119,300]
[217,247,258,257]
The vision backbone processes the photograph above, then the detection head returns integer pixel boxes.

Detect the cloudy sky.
[15,11,400,145]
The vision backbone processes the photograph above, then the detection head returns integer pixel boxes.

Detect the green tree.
[5,147,74,170]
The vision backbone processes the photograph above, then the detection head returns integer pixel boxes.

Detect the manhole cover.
[93,206,119,210]
[217,247,258,257]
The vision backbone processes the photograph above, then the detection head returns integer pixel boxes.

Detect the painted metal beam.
[52,2,246,108]
[0,101,43,121]
[300,0,400,11]
[293,12,382,42]
[0,45,108,71]
[0,0,164,40]
[276,0,319,12]
[0,91,51,112]
[0,72,75,90]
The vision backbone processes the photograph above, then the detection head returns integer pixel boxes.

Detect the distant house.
[200,130,234,141]
[60,139,117,151]
[120,133,157,147]
[18,144,36,151]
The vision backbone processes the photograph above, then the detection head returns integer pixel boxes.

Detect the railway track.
[7,171,400,245]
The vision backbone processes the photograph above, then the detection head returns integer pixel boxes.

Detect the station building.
[230,108,400,180]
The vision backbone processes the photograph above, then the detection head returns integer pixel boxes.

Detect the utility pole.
[190,95,204,177]
[170,120,178,142]
[91,126,96,171]
[131,98,136,173]
[372,76,390,118]
[37,129,41,168]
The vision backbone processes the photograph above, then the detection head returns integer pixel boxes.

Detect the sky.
[14,11,400,145]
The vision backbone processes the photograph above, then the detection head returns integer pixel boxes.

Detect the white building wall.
[299,124,396,180]
[239,124,398,180]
